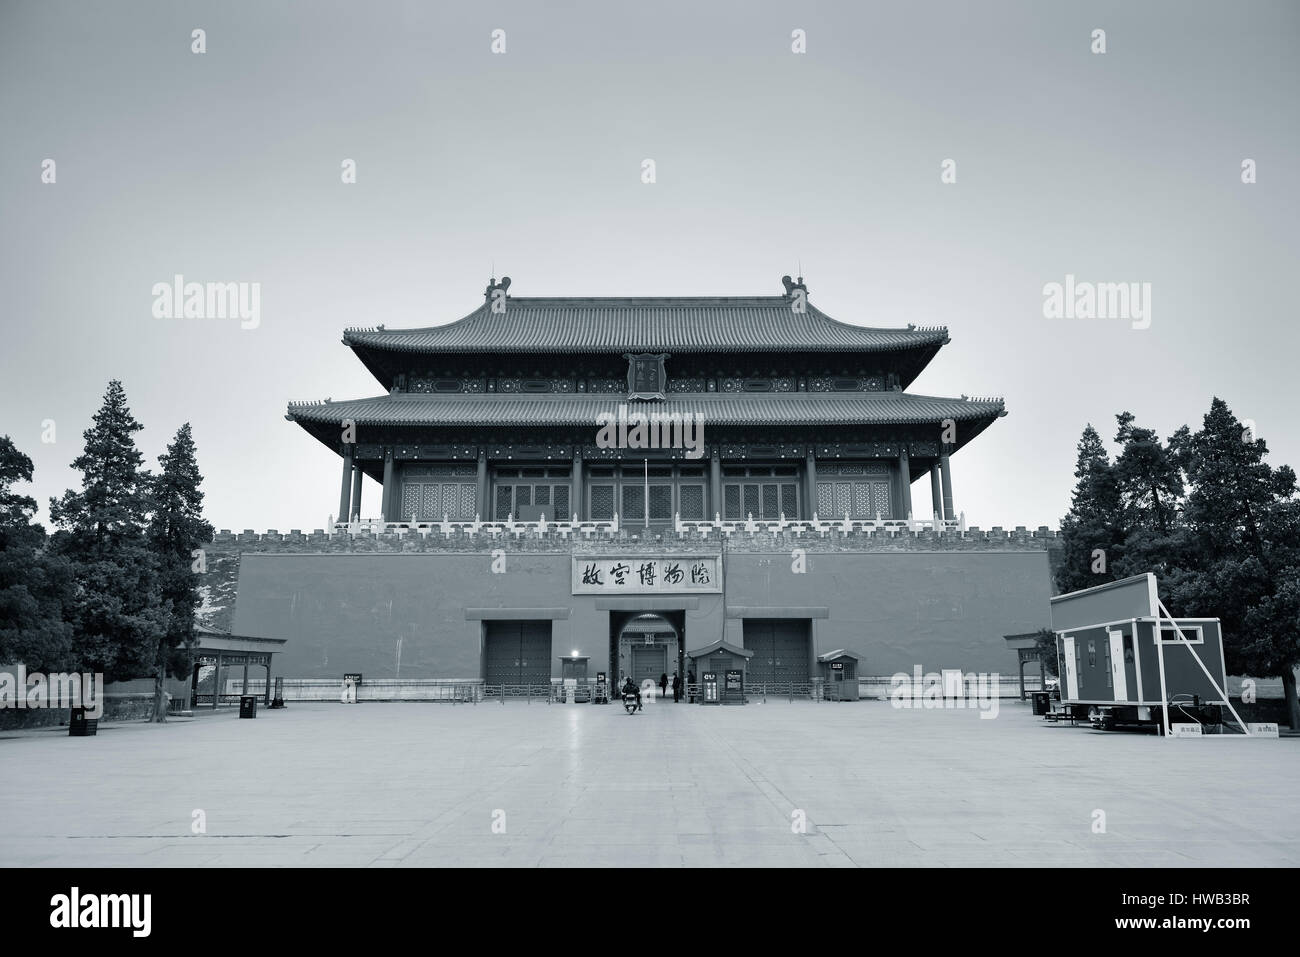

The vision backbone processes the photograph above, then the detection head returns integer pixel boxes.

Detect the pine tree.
[0,436,76,669]
[1112,412,1184,535]
[147,424,213,721]
[1056,425,1123,593]
[1109,412,1190,581]
[1173,398,1300,727]
[49,381,166,681]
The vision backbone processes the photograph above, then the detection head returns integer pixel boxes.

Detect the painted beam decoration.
[572,554,722,594]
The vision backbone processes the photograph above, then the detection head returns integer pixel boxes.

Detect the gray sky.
[2,0,1297,531]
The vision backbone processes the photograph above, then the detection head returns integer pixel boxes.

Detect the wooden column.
[709,449,722,519]
[804,449,817,519]
[476,450,489,519]
[380,449,395,522]
[350,463,363,521]
[940,447,954,520]
[930,463,942,519]
[897,446,911,519]
[571,450,583,522]
[338,446,354,524]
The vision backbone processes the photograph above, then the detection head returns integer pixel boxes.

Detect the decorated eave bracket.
[624,353,669,401]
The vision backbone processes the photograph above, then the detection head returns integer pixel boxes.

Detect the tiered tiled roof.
[343,297,950,355]
[287,391,1004,428]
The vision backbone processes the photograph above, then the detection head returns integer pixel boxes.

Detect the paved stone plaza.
[1,699,1296,867]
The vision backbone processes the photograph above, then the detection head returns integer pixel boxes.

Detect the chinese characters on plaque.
[624,353,668,401]
[572,555,722,594]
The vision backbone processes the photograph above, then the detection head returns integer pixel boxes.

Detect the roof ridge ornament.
[780,275,808,297]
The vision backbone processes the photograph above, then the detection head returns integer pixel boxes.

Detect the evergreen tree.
[1112,412,1184,535]
[49,381,166,681]
[1172,398,1300,727]
[0,436,76,669]
[147,424,213,721]
[1056,425,1123,593]
[1110,412,1189,580]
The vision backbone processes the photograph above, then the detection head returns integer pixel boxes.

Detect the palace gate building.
[219,277,1058,694]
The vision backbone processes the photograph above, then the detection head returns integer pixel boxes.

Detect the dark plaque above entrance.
[624,353,668,401]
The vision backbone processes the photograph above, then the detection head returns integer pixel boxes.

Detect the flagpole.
[644,458,649,529]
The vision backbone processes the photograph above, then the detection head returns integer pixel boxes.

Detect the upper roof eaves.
[341,295,950,355]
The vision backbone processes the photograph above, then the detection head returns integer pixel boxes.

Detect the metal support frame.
[1155,600,1251,737]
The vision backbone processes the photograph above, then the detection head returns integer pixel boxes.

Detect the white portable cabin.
[1049,573,1250,735]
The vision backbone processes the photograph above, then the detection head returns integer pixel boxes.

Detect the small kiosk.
[818,649,864,701]
[687,640,753,705]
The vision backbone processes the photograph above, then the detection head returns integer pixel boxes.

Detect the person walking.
[688,668,696,703]
[672,671,681,703]
[659,672,668,701]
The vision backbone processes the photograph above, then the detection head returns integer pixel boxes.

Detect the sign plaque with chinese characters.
[624,353,668,401]
[572,555,722,594]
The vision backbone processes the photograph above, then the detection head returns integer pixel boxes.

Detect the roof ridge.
[290,390,1004,406]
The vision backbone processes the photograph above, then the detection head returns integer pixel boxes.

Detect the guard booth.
[687,640,752,705]
[1050,572,1250,735]
[818,649,863,701]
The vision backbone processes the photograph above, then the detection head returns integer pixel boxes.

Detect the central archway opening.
[611,611,686,698]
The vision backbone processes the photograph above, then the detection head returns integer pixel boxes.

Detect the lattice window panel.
[835,483,852,517]
[679,485,704,520]
[743,484,760,518]
[854,483,873,517]
[590,485,614,520]
[441,484,459,518]
[516,486,531,507]
[817,484,834,515]
[495,486,512,520]
[622,485,644,520]
[423,485,442,520]
[649,485,672,520]
[762,484,779,518]
[872,482,892,517]
[553,486,569,518]
[459,484,477,519]
[724,485,741,519]
[402,485,421,521]
[535,485,550,507]
[781,484,799,517]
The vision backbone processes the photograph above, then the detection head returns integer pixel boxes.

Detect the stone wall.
[210,525,1064,681]
[197,523,1066,636]
[0,693,162,731]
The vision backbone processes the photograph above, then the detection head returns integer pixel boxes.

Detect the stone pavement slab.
[0,699,1295,867]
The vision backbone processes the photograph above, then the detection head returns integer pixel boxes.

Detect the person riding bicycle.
[621,676,642,711]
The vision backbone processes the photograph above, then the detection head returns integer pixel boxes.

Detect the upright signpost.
[342,673,362,704]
